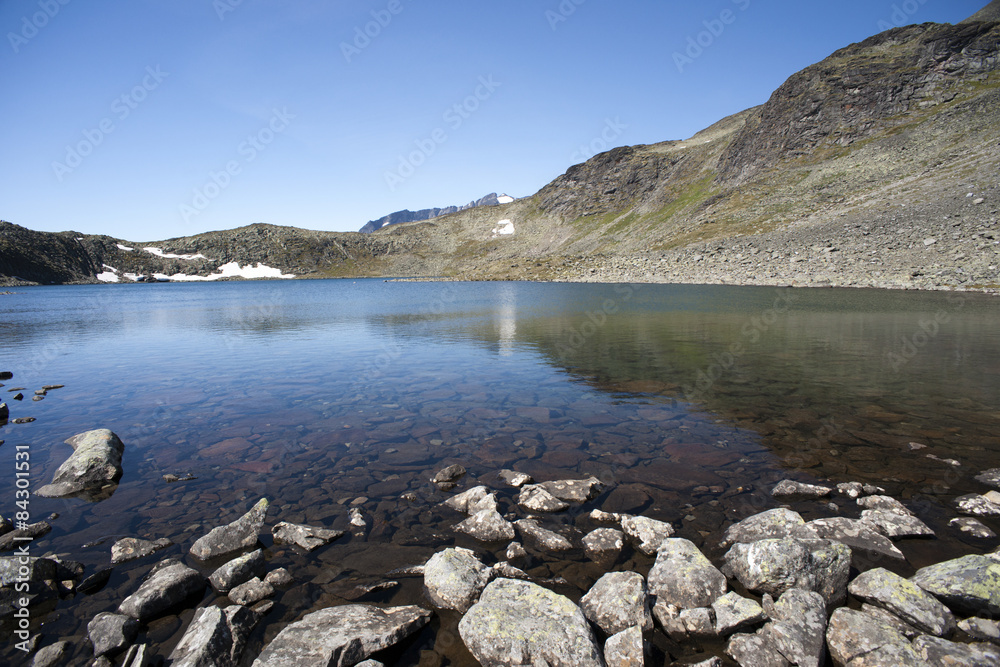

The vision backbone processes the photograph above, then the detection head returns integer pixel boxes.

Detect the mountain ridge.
[358,193,507,234]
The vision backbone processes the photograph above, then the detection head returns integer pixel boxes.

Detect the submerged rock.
[911,554,1000,615]
[111,537,172,565]
[949,517,997,538]
[423,548,493,613]
[582,528,624,567]
[189,498,268,561]
[431,463,466,489]
[975,468,1000,490]
[454,507,516,542]
[620,515,674,555]
[36,429,125,501]
[169,604,261,667]
[251,604,432,667]
[516,519,572,551]
[724,538,850,607]
[517,485,570,512]
[118,561,205,622]
[579,571,653,635]
[88,612,138,657]
[771,480,832,499]
[849,567,955,637]
[648,538,727,609]
[271,521,344,551]
[459,578,603,667]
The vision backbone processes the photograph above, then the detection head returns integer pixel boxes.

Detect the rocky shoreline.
[4,388,1000,666]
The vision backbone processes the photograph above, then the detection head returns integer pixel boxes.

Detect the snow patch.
[117,243,134,251]
[491,219,515,238]
[123,273,143,282]
[497,194,514,205]
[144,246,208,260]
[96,271,119,283]
[102,264,119,272]
[150,262,296,282]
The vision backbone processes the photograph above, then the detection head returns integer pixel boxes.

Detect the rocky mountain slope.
[358,193,505,234]
[2,13,999,291]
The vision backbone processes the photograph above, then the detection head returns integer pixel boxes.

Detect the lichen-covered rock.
[712,591,767,636]
[515,519,572,551]
[949,517,996,538]
[725,632,791,667]
[118,561,205,622]
[654,603,716,641]
[536,477,605,503]
[857,495,912,515]
[579,571,653,635]
[459,578,603,667]
[913,634,1000,666]
[724,538,850,607]
[454,508,516,542]
[517,485,570,512]
[975,468,1000,490]
[443,486,491,514]
[849,567,955,637]
[229,577,274,606]
[771,479,832,498]
[603,625,644,667]
[582,528,624,567]
[169,604,261,667]
[190,498,268,561]
[911,554,1000,615]
[648,538,727,609]
[271,522,344,551]
[498,469,533,487]
[36,429,125,501]
[620,515,674,555]
[959,616,1000,644]
[825,607,911,666]
[251,604,431,667]
[760,589,826,667]
[423,548,493,613]
[860,510,934,538]
[720,508,816,547]
[955,493,1000,516]
[111,537,172,565]
[805,517,904,561]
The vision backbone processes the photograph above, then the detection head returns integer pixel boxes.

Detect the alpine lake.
[1,279,999,664]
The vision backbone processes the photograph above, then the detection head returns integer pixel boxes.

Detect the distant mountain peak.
[359,192,509,233]
[963,0,1000,23]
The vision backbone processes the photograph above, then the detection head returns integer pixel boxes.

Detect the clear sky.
[0,0,987,241]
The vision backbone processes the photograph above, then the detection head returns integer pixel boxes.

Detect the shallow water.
[1,280,999,664]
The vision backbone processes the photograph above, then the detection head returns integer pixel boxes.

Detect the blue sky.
[0,0,987,240]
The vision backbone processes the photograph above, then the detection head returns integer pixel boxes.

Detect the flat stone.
[498,469,533,487]
[251,604,432,667]
[911,554,1000,615]
[36,429,125,501]
[517,485,570,512]
[229,577,274,606]
[271,521,344,551]
[537,477,605,503]
[860,510,934,538]
[423,548,493,613]
[860,603,922,639]
[190,498,268,560]
[111,537,172,565]
[454,508,516,542]
[913,635,1000,666]
[88,612,138,657]
[712,591,767,635]
[950,517,997,538]
[492,561,530,580]
[620,515,674,555]
[955,493,1000,516]
[760,589,826,667]
[724,538,851,608]
[805,517,904,561]
[726,632,791,667]
[975,468,1000,490]
[582,528,624,567]
[959,616,1000,644]
[169,604,261,667]
[515,519,572,551]
[846,642,925,666]
[604,625,644,667]
[579,571,653,635]
[648,538,727,609]
[857,495,913,515]
[771,480,832,498]
[720,508,816,547]
[459,578,603,667]
[118,561,205,622]
[825,607,911,666]
[208,549,266,594]
[850,567,955,637]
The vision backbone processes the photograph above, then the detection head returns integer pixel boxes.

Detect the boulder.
[515,519,572,551]
[30,641,69,667]
[849,567,955,637]
[711,591,767,636]
[265,568,294,588]
[620,515,674,555]
[603,625,644,667]
[517,485,570,512]
[168,604,261,667]
[208,549,266,594]
[0,556,55,585]
[190,498,268,561]
[251,604,431,666]
[955,493,1000,516]
[724,538,850,607]
[760,589,826,667]
[229,577,274,606]
[911,554,1000,615]
[975,468,1000,490]
[579,571,653,635]
[271,522,344,551]
[36,429,125,500]
[805,517,904,561]
[498,469,533,487]
[771,480,832,498]
[949,517,996,538]
[111,537,172,565]
[432,464,466,488]
[958,616,1000,644]
[913,635,1000,666]
[654,603,715,641]
[725,632,791,667]
[537,477,605,503]
[582,528,624,567]
[459,578,603,667]
[443,486,491,514]
[857,495,912,515]
[88,612,138,657]
[860,510,934,538]
[118,561,205,622]
[0,521,51,551]
[423,548,493,613]
[454,508,516,542]
[825,607,911,666]
[648,538,727,609]
[720,508,816,547]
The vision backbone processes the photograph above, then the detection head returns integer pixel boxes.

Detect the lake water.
[2,280,999,664]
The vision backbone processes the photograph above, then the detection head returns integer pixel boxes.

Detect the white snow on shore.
[143,246,208,260]
[151,262,296,282]
[491,219,515,237]
[117,244,134,251]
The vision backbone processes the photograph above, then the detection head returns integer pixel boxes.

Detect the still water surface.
[1,280,999,664]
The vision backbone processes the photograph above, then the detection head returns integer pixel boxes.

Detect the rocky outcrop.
[36,429,125,501]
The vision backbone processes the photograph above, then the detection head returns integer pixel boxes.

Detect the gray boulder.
[620,515,674,555]
[88,612,138,657]
[724,538,851,607]
[771,480,832,498]
[712,591,767,636]
[857,495,912,515]
[30,641,69,667]
[459,578,604,667]
[913,635,1000,666]
[654,603,715,641]
[118,561,205,622]
[454,508,516,542]
[443,486,491,514]
[515,519,572,551]
[975,468,1000,490]
[517,485,570,512]
[209,549,266,594]
[949,517,996,538]
[860,510,934,538]
[825,607,911,666]
[720,508,816,547]
[760,589,826,667]
[432,464,466,487]
[423,548,493,613]
[805,517,904,561]
[582,528,624,567]
[36,429,125,500]
[725,632,791,667]
[111,537,172,565]
[229,577,274,606]
[498,469,533,487]
[911,554,1000,615]
[168,604,261,667]
[251,604,432,666]
[849,567,955,637]
[648,538,727,609]
[959,616,1000,643]
[579,571,653,635]
[190,498,268,560]
[955,493,1000,516]
[537,477,605,503]
[603,625,643,666]
[271,521,344,551]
